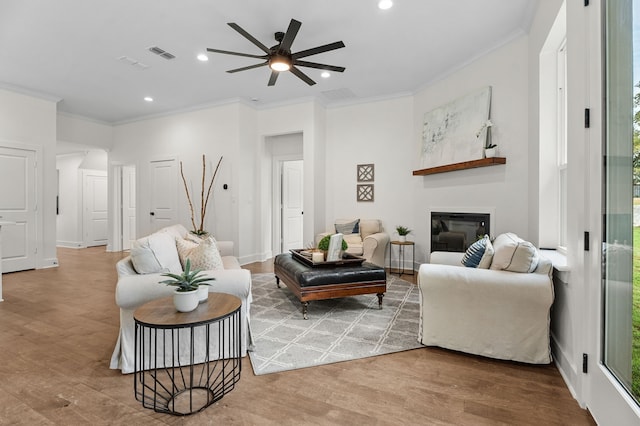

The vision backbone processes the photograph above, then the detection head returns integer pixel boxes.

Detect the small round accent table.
[388,241,416,276]
[133,292,242,416]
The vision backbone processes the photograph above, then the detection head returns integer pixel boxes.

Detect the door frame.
[110,163,137,252]
[272,154,303,256]
[582,0,640,422]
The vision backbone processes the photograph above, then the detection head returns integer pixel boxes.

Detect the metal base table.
[134,293,242,416]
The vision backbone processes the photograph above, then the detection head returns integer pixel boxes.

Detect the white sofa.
[109,224,252,374]
[316,219,390,267]
[417,235,554,364]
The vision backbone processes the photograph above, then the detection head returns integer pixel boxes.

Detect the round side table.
[134,292,242,416]
[388,240,416,276]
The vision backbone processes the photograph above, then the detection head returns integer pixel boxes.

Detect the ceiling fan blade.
[290,66,316,86]
[228,22,271,54]
[227,62,269,73]
[279,19,301,52]
[268,71,280,86]
[293,60,345,73]
[292,41,345,59]
[206,48,267,59]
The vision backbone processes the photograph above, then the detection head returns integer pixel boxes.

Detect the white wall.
[410,37,530,263]
[325,96,414,244]
[0,88,58,268]
[57,113,113,151]
[110,102,253,258]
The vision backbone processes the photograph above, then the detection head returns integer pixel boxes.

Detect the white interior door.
[83,170,108,247]
[149,158,177,232]
[0,146,36,272]
[122,166,136,249]
[281,160,303,252]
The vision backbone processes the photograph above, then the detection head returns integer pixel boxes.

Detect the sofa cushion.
[130,232,182,274]
[490,233,539,273]
[461,235,493,268]
[176,236,224,271]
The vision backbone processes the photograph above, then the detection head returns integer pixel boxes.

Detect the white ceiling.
[0,0,537,124]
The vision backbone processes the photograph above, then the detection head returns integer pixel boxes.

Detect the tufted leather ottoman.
[274,253,387,319]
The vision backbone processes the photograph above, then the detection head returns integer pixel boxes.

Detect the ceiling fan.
[206,19,345,86]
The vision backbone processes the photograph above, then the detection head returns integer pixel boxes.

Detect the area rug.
[248,273,424,375]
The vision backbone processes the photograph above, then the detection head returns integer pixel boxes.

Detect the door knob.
[150,212,155,216]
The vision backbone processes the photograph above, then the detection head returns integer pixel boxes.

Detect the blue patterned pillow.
[461,235,490,268]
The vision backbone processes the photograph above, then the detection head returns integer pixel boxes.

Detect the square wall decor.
[357,164,374,182]
[357,184,374,202]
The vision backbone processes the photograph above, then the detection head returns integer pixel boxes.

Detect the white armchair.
[418,246,554,364]
[316,219,390,267]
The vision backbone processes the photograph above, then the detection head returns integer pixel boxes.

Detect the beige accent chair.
[316,219,390,267]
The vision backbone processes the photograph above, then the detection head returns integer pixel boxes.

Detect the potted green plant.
[159,259,216,312]
[396,225,412,243]
[317,234,348,261]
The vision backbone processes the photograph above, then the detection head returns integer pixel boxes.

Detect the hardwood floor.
[0,247,595,425]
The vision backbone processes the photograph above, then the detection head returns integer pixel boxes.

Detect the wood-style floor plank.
[0,248,595,425]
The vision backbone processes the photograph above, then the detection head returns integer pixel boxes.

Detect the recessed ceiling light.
[378,0,393,10]
[144,97,153,102]
[321,71,331,78]
[197,53,209,62]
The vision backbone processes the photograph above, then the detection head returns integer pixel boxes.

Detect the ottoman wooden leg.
[302,302,309,320]
[275,276,281,288]
[377,293,384,309]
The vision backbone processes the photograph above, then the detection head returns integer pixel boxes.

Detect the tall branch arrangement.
[180,155,223,235]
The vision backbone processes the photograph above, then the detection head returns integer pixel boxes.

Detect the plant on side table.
[159,259,216,312]
[396,226,412,243]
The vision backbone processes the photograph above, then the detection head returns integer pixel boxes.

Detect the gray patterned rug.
[248,273,424,375]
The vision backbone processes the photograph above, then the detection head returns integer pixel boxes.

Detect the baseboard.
[551,332,584,408]
[57,240,85,249]
[238,251,273,266]
[39,257,60,269]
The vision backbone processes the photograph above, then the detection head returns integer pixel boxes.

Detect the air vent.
[148,46,176,60]
[321,88,357,101]
[117,56,149,70]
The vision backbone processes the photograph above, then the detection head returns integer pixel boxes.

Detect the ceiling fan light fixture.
[269,55,291,72]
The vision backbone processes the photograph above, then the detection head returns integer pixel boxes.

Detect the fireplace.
[431,211,491,252]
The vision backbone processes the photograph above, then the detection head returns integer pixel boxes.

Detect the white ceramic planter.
[398,235,407,243]
[485,147,497,158]
[173,289,199,312]
[198,285,209,303]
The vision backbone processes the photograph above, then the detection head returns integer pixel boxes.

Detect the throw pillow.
[130,232,182,274]
[335,219,360,235]
[478,237,494,269]
[176,236,224,271]
[461,235,490,268]
[490,232,539,273]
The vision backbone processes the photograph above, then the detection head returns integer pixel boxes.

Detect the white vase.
[398,235,407,243]
[485,147,497,158]
[173,289,199,312]
[197,285,209,303]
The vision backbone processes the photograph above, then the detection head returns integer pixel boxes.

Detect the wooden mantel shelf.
[412,157,506,176]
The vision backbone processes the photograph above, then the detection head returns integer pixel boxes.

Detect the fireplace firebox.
[431,212,490,252]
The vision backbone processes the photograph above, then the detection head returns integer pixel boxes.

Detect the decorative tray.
[290,249,365,267]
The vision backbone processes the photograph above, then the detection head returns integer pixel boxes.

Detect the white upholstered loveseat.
[315,219,390,267]
[109,224,252,374]
[417,233,554,364]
